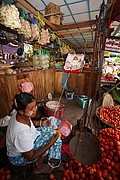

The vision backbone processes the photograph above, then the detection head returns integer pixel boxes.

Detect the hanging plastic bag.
[64,53,84,73]
[31,15,40,40]
[58,118,72,137]
[18,78,34,93]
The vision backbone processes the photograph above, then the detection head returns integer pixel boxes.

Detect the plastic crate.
[77,96,92,109]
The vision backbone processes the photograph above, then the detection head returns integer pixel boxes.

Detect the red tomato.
[74,173,79,180]
[61,177,67,180]
[117,146,120,151]
[102,170,108,178]
[106,166,112,173]
[69,172,74,180]
[5,169,10,175]
[69,160,74,165]
[75,162,81,168]
[110,161,115,167]
[0,174,5,180]
[116,151,120,158]
[78,167,83,174]
[113,156,118,163]
[64,162,69,168]
[81,173,85,179]
[105,158,110,165]
[5,174,11,180]
[49,173,55,179]
[0,168,4,174]
[62,170,69,178]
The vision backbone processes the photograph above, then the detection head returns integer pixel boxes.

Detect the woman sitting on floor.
[6,92,62,174]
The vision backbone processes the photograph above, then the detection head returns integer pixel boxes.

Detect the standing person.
[105,62,113,74]
[6,92,62,174]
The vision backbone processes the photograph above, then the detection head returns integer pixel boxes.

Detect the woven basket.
[102,93,114,107]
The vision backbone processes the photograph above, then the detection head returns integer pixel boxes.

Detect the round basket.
[96,106,120,129]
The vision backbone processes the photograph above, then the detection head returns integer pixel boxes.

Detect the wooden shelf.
[0,24,18,35]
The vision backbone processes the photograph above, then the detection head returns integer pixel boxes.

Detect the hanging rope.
[53,73,70,117]
[83,28,95,56]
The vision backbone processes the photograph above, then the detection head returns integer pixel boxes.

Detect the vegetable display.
[49,128,120,179]
[0,168,11,180]
[97,106,120,128]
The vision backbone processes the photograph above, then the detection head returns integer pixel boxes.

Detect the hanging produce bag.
[58,118,72,137]
[18,78,34,93]
[64,53,84,73]
[31,15,40,40]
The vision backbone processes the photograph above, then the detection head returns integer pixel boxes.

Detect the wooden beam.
[53,20,97,31]
[44,12,64,17]
[15,0,56,30]
[56,28,95,36]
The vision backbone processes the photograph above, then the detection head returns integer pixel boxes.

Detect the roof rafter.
[53,20,97,31]
[56,28,95,36]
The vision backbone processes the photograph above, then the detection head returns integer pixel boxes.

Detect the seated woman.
[6,92,62,174]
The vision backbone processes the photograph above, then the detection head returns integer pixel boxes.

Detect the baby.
[36,117,62,164]
[40,117,51,127]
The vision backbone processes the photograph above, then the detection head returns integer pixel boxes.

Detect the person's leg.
[8,155,34,166]
[32,156,52,174]
[49,138,62,159]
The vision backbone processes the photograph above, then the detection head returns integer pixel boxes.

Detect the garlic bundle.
[31,24,40,40]
[40,54,50,69]
[38,28,50,45]
[0,5,21,29]
[17,17,32,39]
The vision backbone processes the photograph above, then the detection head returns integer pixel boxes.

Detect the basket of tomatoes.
[96,106,120,128]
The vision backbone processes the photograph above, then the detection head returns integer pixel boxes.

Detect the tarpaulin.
[2,43,18,53]
[111,0,120,22]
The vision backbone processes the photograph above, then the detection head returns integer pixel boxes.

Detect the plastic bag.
[58,118,72,137]
[18,78,34,93]
[64,53,84,73]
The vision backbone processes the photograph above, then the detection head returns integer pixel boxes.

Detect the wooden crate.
[46,15,61,25]
[45,2,60,14]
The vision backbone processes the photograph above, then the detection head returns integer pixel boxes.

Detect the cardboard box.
[46,15,61,25]
[45,2,60,14]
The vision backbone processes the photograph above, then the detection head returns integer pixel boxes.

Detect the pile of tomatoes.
[49,128,120,180]
[0,167,11,180]
[98,106,120,128]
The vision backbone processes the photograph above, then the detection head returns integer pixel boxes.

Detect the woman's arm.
[22,133,59,161]
[32,120,42,127]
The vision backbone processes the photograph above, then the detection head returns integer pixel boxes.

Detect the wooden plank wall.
[54,71,63,94]
[0,69,54,117]
[67,73,85,95]
[0,69,98,118]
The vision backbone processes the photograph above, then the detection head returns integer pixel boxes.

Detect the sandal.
[48,159,61,169]
[32,164,52,175]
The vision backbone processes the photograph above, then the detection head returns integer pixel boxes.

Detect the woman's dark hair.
[12,92,35,111]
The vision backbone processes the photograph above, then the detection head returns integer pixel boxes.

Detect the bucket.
[65,89,74,100]
[44,101,64,119]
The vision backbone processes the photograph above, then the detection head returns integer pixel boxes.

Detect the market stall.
[0,0,120,180]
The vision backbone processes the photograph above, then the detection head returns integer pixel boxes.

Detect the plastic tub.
[77,96,92,109]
